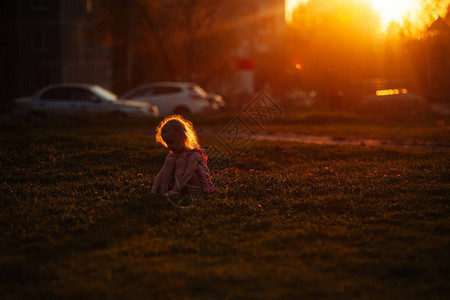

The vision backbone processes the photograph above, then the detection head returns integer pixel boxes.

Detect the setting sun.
[368,0,421,30]
[286,0,437,32]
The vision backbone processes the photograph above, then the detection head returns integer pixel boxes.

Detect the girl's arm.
[151,170,163,194]
[151,154,174,194]
[171,152,202,193]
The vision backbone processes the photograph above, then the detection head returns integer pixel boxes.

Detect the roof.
[427,16,449,32]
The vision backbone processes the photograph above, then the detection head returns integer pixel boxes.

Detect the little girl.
[151,115,214,197]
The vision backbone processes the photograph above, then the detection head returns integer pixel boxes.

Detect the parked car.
[206,92,225,111]
[122,82,217,115]
[284,89,315,107]
[359,92,429,113]
[12,83,159,119]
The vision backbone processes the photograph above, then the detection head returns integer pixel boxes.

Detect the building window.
[30,0,50,11]
[33,30,49,51]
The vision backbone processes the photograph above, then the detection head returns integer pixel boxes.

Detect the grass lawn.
[0,113,449,299]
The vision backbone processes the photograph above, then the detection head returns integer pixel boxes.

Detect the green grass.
[0,113,449,299]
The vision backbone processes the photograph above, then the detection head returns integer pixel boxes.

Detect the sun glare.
[285,0,308,22]
[368,0,421,30]
[286,0,429,32]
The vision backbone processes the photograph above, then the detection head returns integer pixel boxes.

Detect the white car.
[206,92,226,110]
[13,83,159,119]
[122,82,215,115]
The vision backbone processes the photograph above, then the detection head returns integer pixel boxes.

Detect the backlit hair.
[155,115,200,150]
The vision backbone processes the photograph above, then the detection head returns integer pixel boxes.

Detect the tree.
[85,0,240,94]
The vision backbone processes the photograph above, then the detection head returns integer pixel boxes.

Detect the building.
[0,0,112,109]
[425,16,450,102]
[230,0,286,96]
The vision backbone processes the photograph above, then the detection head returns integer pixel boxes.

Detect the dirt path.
[198,130,449,150]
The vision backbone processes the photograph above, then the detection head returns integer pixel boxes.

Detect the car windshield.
[189,85,207,97]
[91,85,118,102]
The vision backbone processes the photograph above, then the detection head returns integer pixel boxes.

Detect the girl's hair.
[155,115,200,150]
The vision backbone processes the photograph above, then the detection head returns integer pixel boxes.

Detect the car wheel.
[173,106,191,116]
